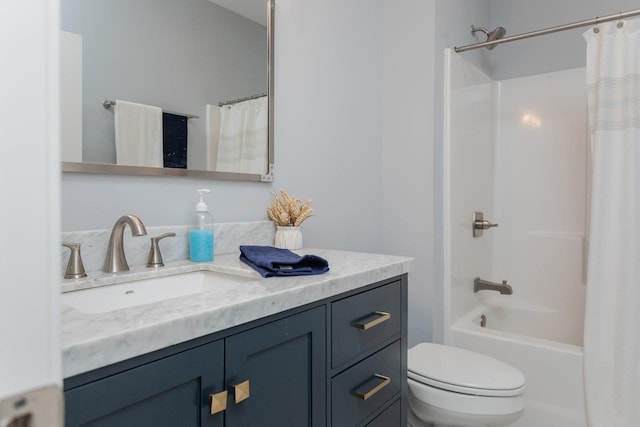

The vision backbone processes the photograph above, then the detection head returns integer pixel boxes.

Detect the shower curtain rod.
[218,92,267,107]
[455,8,640,53]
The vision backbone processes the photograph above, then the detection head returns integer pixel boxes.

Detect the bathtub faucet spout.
[474,277,513,295]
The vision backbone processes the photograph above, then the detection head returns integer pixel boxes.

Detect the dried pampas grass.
[267,189,313,227]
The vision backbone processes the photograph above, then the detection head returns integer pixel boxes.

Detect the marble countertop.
[61,249,413,378]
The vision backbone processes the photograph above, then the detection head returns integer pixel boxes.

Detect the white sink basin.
[62,270,255,314]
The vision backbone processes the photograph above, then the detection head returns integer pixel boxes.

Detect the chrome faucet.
[473,277,513,295]
[103,214,147,273]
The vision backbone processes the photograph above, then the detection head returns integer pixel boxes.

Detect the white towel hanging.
[114,100,163,167]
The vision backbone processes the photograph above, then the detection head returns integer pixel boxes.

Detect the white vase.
[274,226,303,250]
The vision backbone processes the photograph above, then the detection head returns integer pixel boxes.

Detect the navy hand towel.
[163,112,188,169]
[239,245,330,278]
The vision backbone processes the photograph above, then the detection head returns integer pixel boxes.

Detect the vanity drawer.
[331,341,401,427]
[332,280,402,368]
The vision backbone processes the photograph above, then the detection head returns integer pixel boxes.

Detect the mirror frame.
[62,0,275,182]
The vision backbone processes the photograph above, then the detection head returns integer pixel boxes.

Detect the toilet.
[407,343,526,427]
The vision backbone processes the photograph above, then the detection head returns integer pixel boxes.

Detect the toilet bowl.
[407,343,525,427]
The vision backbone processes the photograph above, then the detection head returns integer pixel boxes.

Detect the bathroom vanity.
[61,248,411,426]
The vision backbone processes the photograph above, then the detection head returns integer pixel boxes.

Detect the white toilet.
[407,343,526,427]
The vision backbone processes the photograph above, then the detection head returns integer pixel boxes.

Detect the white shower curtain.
[205,96,268,174]
[583,18,640,427]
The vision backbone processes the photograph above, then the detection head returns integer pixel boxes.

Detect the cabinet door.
[225,306,326,427]
[65,340,224,427]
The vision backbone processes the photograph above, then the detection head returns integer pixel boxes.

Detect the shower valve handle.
[475,219,498,230]
[472,211,498,237]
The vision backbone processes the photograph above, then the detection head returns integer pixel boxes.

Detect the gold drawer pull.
[353,374,391,400]
[233,380,251,404]
[355,311,391,330]
[209,390,228,415]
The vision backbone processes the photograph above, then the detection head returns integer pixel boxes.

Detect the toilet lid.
[408,343,526,397]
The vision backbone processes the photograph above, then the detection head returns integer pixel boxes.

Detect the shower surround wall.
[491,67,587,323]
[444,50,587,426]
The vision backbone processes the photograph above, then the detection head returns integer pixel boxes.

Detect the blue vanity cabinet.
[63,274,408,426]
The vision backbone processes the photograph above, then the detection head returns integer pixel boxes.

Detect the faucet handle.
[146,233,176,268]
[62,242,87,279]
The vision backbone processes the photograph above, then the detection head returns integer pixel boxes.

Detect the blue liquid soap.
[189,229,214,262]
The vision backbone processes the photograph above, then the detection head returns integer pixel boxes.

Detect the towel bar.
[102,99,199,119]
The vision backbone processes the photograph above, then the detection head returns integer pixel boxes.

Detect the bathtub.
[450,299,587,427]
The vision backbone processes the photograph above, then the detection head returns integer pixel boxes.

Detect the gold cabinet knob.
[233,380,251,404]
[209,390,228,415]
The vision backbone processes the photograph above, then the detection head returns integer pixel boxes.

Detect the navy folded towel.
[239,245,330,278]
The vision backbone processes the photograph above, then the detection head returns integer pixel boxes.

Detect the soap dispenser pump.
[190,189,214,262]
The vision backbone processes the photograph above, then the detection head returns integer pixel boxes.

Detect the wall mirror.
[60,0,274,182]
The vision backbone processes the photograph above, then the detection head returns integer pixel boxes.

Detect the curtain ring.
[617,13,624,29]
[593,16,600,34]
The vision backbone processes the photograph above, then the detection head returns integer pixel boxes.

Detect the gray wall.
[382,0,436,346]
[61,0,386,259]
[61,0,267,170]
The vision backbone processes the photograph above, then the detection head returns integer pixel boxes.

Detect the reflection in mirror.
[60,0,274,181]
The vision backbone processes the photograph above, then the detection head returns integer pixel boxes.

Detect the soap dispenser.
[190,189,214,262]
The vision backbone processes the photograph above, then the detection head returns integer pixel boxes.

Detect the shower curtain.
[206,96,268,174]
[583,18,640,427]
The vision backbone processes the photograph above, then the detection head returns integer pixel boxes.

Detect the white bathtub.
[450,300,587,426]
